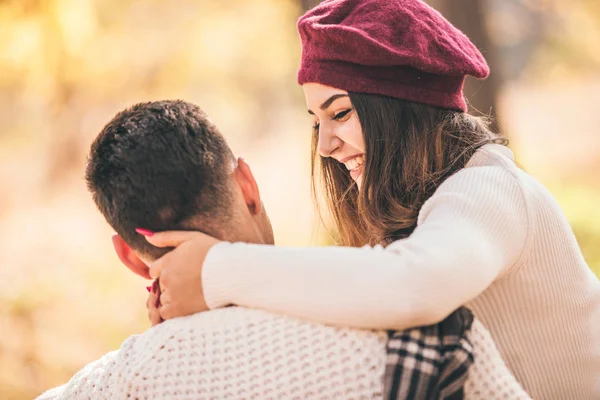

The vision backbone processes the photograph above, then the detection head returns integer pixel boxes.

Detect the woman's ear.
[111,234,152,279]
[233,157,262,215]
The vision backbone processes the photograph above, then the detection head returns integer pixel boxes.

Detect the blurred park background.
[0,0,598,398]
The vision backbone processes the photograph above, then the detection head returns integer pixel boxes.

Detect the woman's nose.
[317,128,342,158]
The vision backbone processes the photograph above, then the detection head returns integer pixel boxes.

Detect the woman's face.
[303,83,366,188]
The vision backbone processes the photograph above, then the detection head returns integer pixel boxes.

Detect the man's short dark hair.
[86,100,235,259]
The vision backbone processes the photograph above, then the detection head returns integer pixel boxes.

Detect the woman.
[140,0,600,398]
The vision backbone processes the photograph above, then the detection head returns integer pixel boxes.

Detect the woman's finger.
[158,273,169,292]
[146,282,158,308]
[149,303,162,326]
[145,285,162,326]
[140,230,203,248]
[158,290,171,306]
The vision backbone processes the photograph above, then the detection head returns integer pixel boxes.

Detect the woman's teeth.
[344,156,365,171]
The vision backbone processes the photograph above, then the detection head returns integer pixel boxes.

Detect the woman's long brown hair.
[311,93,506,247]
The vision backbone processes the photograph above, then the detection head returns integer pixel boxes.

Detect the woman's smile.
[349,163,363,181]
[339,153,365,182]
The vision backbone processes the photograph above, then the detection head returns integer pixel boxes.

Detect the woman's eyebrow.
[307,94,349,114]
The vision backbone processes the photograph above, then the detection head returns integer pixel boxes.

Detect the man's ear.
[233,157,262,215]
[111,234,151,279]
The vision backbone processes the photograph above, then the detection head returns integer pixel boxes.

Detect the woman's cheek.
[346,118,366,151]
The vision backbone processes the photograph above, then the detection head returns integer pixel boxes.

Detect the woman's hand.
[142,230,222,320]
[146,279,163,326]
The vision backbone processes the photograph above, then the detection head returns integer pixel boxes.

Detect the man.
[37,100,528,399]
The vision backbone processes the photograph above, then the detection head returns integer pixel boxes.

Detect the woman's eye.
[311,109,350,132]
[333,109,352,121]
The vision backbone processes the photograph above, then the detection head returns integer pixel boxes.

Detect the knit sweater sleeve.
[203,165,529,330]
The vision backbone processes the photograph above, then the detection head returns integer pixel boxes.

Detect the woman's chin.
[350,164,364,187]
[355,174,363,190]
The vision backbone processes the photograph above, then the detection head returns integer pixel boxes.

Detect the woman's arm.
[203,165,530,330]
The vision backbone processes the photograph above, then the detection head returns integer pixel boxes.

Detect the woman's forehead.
[302,83,350,109]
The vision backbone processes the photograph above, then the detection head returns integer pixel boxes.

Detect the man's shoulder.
[160,306,298,331]
[168,306,294,326]
[116,308,388,399]
[150,306,387,343]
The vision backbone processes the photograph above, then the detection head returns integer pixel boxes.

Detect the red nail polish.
[146,286,152,292]
[136,228,154,236]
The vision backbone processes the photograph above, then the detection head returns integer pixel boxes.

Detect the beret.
[297,0,490,111]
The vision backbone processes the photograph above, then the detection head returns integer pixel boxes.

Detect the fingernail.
[146,286,152,292]
[136,228,154,236]
[152,280,159,293]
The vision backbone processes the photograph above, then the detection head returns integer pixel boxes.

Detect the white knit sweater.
[202,145,600,399]
[37,307,528,400]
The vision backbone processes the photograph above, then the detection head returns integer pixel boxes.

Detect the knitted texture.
[37,308,528,400]
[465,319,530,399]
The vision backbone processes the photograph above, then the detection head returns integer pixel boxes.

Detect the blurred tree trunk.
[299,0,321,12]
[427,0,503,133]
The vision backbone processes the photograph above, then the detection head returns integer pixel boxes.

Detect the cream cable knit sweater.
[37,307,528,400]
[202,145,600,399]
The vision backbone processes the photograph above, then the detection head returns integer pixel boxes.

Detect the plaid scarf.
[384,307,475,400]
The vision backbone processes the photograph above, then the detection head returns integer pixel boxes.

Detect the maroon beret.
[297,0,490,112]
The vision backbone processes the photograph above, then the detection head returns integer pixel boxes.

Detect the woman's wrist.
[202,241,237,309]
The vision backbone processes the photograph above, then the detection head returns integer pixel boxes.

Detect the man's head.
[86,100,274,278]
